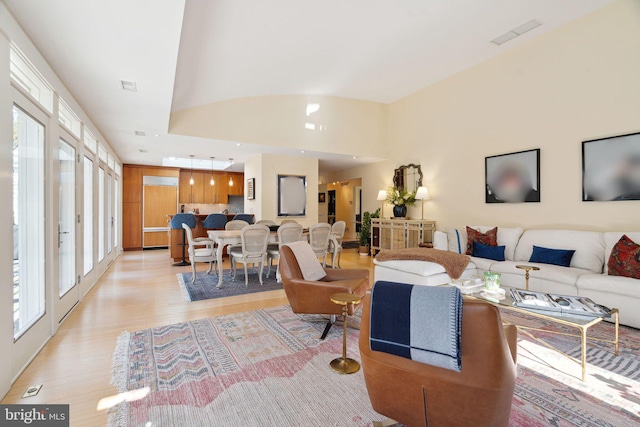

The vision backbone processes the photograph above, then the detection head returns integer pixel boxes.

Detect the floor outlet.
[22,384,42,398]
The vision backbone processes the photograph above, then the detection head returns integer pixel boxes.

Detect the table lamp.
[415,186,430,220]
[377,190,387,218]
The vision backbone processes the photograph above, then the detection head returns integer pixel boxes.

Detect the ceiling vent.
[134,130,145,136]
[121,80,137,92]
[491,20,541,46]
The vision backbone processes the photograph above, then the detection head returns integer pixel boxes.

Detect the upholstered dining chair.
[232,213,254,224]
[359,289,518,427]
[279,244,369,339]
[194,213,228,245]
[256,219,276,226]
[328,220,346,268]
[308,223,332,267]
[267,222,304,280]
[225,219,249,230]
[280,219,299,225]
[170,213,196,266]
[229,224,270,286]
[182,223,217,283]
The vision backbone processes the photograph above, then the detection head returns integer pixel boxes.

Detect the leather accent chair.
[359,291,518,427]
[279,245,369,339]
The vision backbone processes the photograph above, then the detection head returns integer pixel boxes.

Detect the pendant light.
[209,156,215,186]
[228,158,234,186]
[189,155,195,185]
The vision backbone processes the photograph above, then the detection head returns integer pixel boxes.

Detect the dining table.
[207,229,339,288]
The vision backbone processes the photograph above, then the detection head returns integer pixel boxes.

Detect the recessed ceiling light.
[135,130,145,136]
[121,80,137,92]
[353,156,357,159]
[154,133,160,137]
[301,150,305,154]
[236,143,241,147]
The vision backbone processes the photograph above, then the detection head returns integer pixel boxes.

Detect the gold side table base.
[329,292,362,375]
[330,357,360,374]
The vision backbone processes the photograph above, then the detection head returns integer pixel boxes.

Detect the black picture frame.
[247,178,255,200]
[485,149,540,203]
[277,175,306,216]
[318,192,326,203]
[582,132,640,202]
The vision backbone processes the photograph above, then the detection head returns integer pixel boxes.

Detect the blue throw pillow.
[529,245,575,267]
[472,242,506,261]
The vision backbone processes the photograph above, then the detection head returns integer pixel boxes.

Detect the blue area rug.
[177,268,283,302]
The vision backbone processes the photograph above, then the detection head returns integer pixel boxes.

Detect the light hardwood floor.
[1,248,375,426]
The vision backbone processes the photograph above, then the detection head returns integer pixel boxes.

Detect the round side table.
[329,292,361,374]
[516,265,540,291]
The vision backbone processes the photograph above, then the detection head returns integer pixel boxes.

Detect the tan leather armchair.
[359,291,518,427]
[279,245,369,338]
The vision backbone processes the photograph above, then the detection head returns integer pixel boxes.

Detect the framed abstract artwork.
[318,192,326,203]
[485,149,540,203]
[246,178,255,200]
[278,175,306,216]
[582,132,640,201]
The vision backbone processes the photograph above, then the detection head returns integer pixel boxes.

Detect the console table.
[371,219,436,254]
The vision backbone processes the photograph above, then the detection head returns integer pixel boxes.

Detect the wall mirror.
[393,164,423,194]
[278,175,307,216]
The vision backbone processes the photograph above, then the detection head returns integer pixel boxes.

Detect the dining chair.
[309,223,332,267]
[232,213,254,224]
[267,222,304,280]
[229,224,270,286]
[256,219,276,226]
[281,219,299,225]
[225,220,249,230]
[170,213,196,266]
[328,220,346,268]
[182,223,216,283]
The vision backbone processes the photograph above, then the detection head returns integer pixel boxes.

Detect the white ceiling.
[5,0,613,173]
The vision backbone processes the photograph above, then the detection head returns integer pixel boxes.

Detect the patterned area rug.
[111,305,640,426]
[177,269,283,302]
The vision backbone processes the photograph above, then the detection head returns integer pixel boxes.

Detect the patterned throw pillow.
[608,235,640,279]
[466,226,498,255]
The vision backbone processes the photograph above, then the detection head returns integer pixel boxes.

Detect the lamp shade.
[415,186,430,200]
[377,190,387,201]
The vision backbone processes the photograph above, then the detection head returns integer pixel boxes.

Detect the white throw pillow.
[433,230,448,251]
[446,227,467,254]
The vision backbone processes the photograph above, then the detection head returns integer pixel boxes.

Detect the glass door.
[57,137,79,320]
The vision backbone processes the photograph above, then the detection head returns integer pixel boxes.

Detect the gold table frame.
[469,292,619,381]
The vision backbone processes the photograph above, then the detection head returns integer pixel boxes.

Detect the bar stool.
[170,213,196,266]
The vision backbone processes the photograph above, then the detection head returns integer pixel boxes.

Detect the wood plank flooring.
[1,248,375,426]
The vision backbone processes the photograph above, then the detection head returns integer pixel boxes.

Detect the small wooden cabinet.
[371,219,436,254]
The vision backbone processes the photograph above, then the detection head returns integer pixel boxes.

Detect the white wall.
[244,154,263,220]
[335,0,640,231]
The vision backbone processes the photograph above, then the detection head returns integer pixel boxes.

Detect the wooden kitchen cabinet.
[227,172,244,196]
[123,166,142,203]
[179,170,206,203]
[122,202,142,249]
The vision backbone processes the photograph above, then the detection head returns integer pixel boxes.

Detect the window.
[114,179,119,249]
[12,106,46,338]
[83,156,94,275]
[58,98,81,138]
[98,167,105,262]
[98,144,108,163]
[10,45,54,113]
[83,127,97,154]
[108,153,115,171]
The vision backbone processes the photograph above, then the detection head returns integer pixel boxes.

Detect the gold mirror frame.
[393,164,423,194]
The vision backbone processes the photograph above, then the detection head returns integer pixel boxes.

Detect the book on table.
[509,289,612,318]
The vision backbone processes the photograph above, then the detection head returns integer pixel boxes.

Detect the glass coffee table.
[466,288,619,381]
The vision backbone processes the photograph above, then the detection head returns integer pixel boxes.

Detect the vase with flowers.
[386,187,416,218]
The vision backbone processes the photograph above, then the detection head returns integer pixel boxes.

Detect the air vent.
[135,130,145,137]
[491,20,541,46]
[121,80,137,92]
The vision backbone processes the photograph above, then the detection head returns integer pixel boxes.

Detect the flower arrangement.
[386,186,417,206]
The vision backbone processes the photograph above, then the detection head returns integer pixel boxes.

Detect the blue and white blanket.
[370,281,463,372]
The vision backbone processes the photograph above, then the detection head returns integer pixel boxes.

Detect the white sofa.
[374,226,640,329]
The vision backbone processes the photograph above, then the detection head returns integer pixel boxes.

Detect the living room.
[1,0,639,425]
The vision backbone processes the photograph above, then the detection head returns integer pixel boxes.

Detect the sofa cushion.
[577,273,640,299]
[468,256,496,272]
[433,230,448,251]
[446,226,523,260]
[604,232,640,274]
[529,245,575,267]
[607,235,640,279]
[466,226,497,255]
[514,230,604,273]
[489,260,587,286]
[472,242,505,261]
[446,227,467,254]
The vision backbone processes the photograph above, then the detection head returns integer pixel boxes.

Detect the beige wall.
[338,0,640,231]
[324,178,362,239]
[246,153,318,228]
[170,95,389,158]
